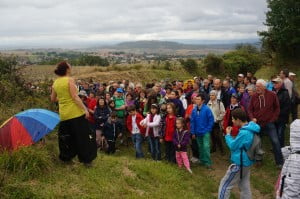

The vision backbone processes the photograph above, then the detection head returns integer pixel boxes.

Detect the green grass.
[0,130,285,199]
[0,133,220,199]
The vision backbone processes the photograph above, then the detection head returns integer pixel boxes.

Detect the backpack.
[240,133,264,179]
[245,133,264,161]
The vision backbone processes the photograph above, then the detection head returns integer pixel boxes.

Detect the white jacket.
[140,114,161,137]
[207,99,225,122]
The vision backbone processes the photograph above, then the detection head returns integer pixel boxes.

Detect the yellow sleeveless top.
[53,77,85,121]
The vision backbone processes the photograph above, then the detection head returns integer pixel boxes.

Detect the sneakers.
[187,168,193,174]
[190,157,199,163]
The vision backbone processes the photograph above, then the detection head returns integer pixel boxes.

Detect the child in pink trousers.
[173,117,192,174]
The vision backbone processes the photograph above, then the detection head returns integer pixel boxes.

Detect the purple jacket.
[173,129,190,152]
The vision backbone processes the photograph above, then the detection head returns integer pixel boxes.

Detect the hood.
[240,121,260,134]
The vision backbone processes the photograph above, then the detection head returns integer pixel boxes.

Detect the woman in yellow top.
[51,61,97,165]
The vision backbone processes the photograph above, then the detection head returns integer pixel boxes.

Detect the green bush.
[180,58,198,73]
[223,47,263,76]
[163,61,172,70]
[203,53,224,75]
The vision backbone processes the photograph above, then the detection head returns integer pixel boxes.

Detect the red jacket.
[126,113,145,135]
[248,90,280,127]
[223,104,244,136]
[185,104,194,132]
[164,114,176,141]
[87,98,97,124]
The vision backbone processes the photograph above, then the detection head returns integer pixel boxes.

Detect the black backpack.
[240,133,264,179]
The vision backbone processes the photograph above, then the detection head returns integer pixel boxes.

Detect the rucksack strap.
[280,175,286,197]
[240,148,243,179]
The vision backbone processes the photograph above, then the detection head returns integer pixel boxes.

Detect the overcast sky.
[0,0,268,48]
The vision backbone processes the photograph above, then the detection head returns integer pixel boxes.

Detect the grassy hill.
[1,64,299,198]
[0,132,280,199]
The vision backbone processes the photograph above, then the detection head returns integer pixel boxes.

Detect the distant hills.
[100,40,260,55]
[0,39,261,55]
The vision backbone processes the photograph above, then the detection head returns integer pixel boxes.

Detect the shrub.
[180,58,198,73]
[203,53,224,75]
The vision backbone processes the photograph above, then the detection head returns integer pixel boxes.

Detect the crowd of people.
[51,61,299,199]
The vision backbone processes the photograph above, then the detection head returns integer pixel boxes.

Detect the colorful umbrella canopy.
[0,109,60,151]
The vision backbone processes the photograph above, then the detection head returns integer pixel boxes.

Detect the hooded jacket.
[248,90,280,127]
[225,121,261,167]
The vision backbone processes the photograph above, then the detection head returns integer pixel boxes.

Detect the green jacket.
[114,96,125,118]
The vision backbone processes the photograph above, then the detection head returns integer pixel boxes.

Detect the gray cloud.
[0,0,267,48]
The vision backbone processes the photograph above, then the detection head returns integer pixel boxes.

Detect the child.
[223,93,244,137]
[167,90,185,117]
[137,89,147,114]
[218,108,260,199]
[103,112,123,154]
[161,102,177,163]
[108,100,116,113]
[173,117,192,174]
[190,93,214,169]
[140,104,162,160]
[125,92,136,107]
[126,105,145,158]
[94,96,110,149]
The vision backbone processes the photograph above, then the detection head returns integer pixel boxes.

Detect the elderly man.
[213,79,226,108]
[272,77,291,147]
[248,79,283,167]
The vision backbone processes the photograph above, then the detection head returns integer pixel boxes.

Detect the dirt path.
[207,152,269,199]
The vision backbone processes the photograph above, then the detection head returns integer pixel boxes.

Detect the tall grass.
[0,146,53,180]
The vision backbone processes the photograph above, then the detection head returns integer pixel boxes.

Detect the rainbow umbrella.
[0,109,60,151]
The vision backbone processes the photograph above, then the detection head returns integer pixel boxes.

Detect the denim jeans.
[261,122,283,165]
[148,137,161,160]
[132,133,144,158]
[275,122,287,148]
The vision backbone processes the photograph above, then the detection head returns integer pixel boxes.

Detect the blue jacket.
[225,121,260,167]
[190,104,214,136]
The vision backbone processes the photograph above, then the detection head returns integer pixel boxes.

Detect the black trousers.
[165,141,176,163]
[106,140,116,154]
[58,115,97,163]
[291,102,298,121]
[211,123,224,153]
[191,138,199,158]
